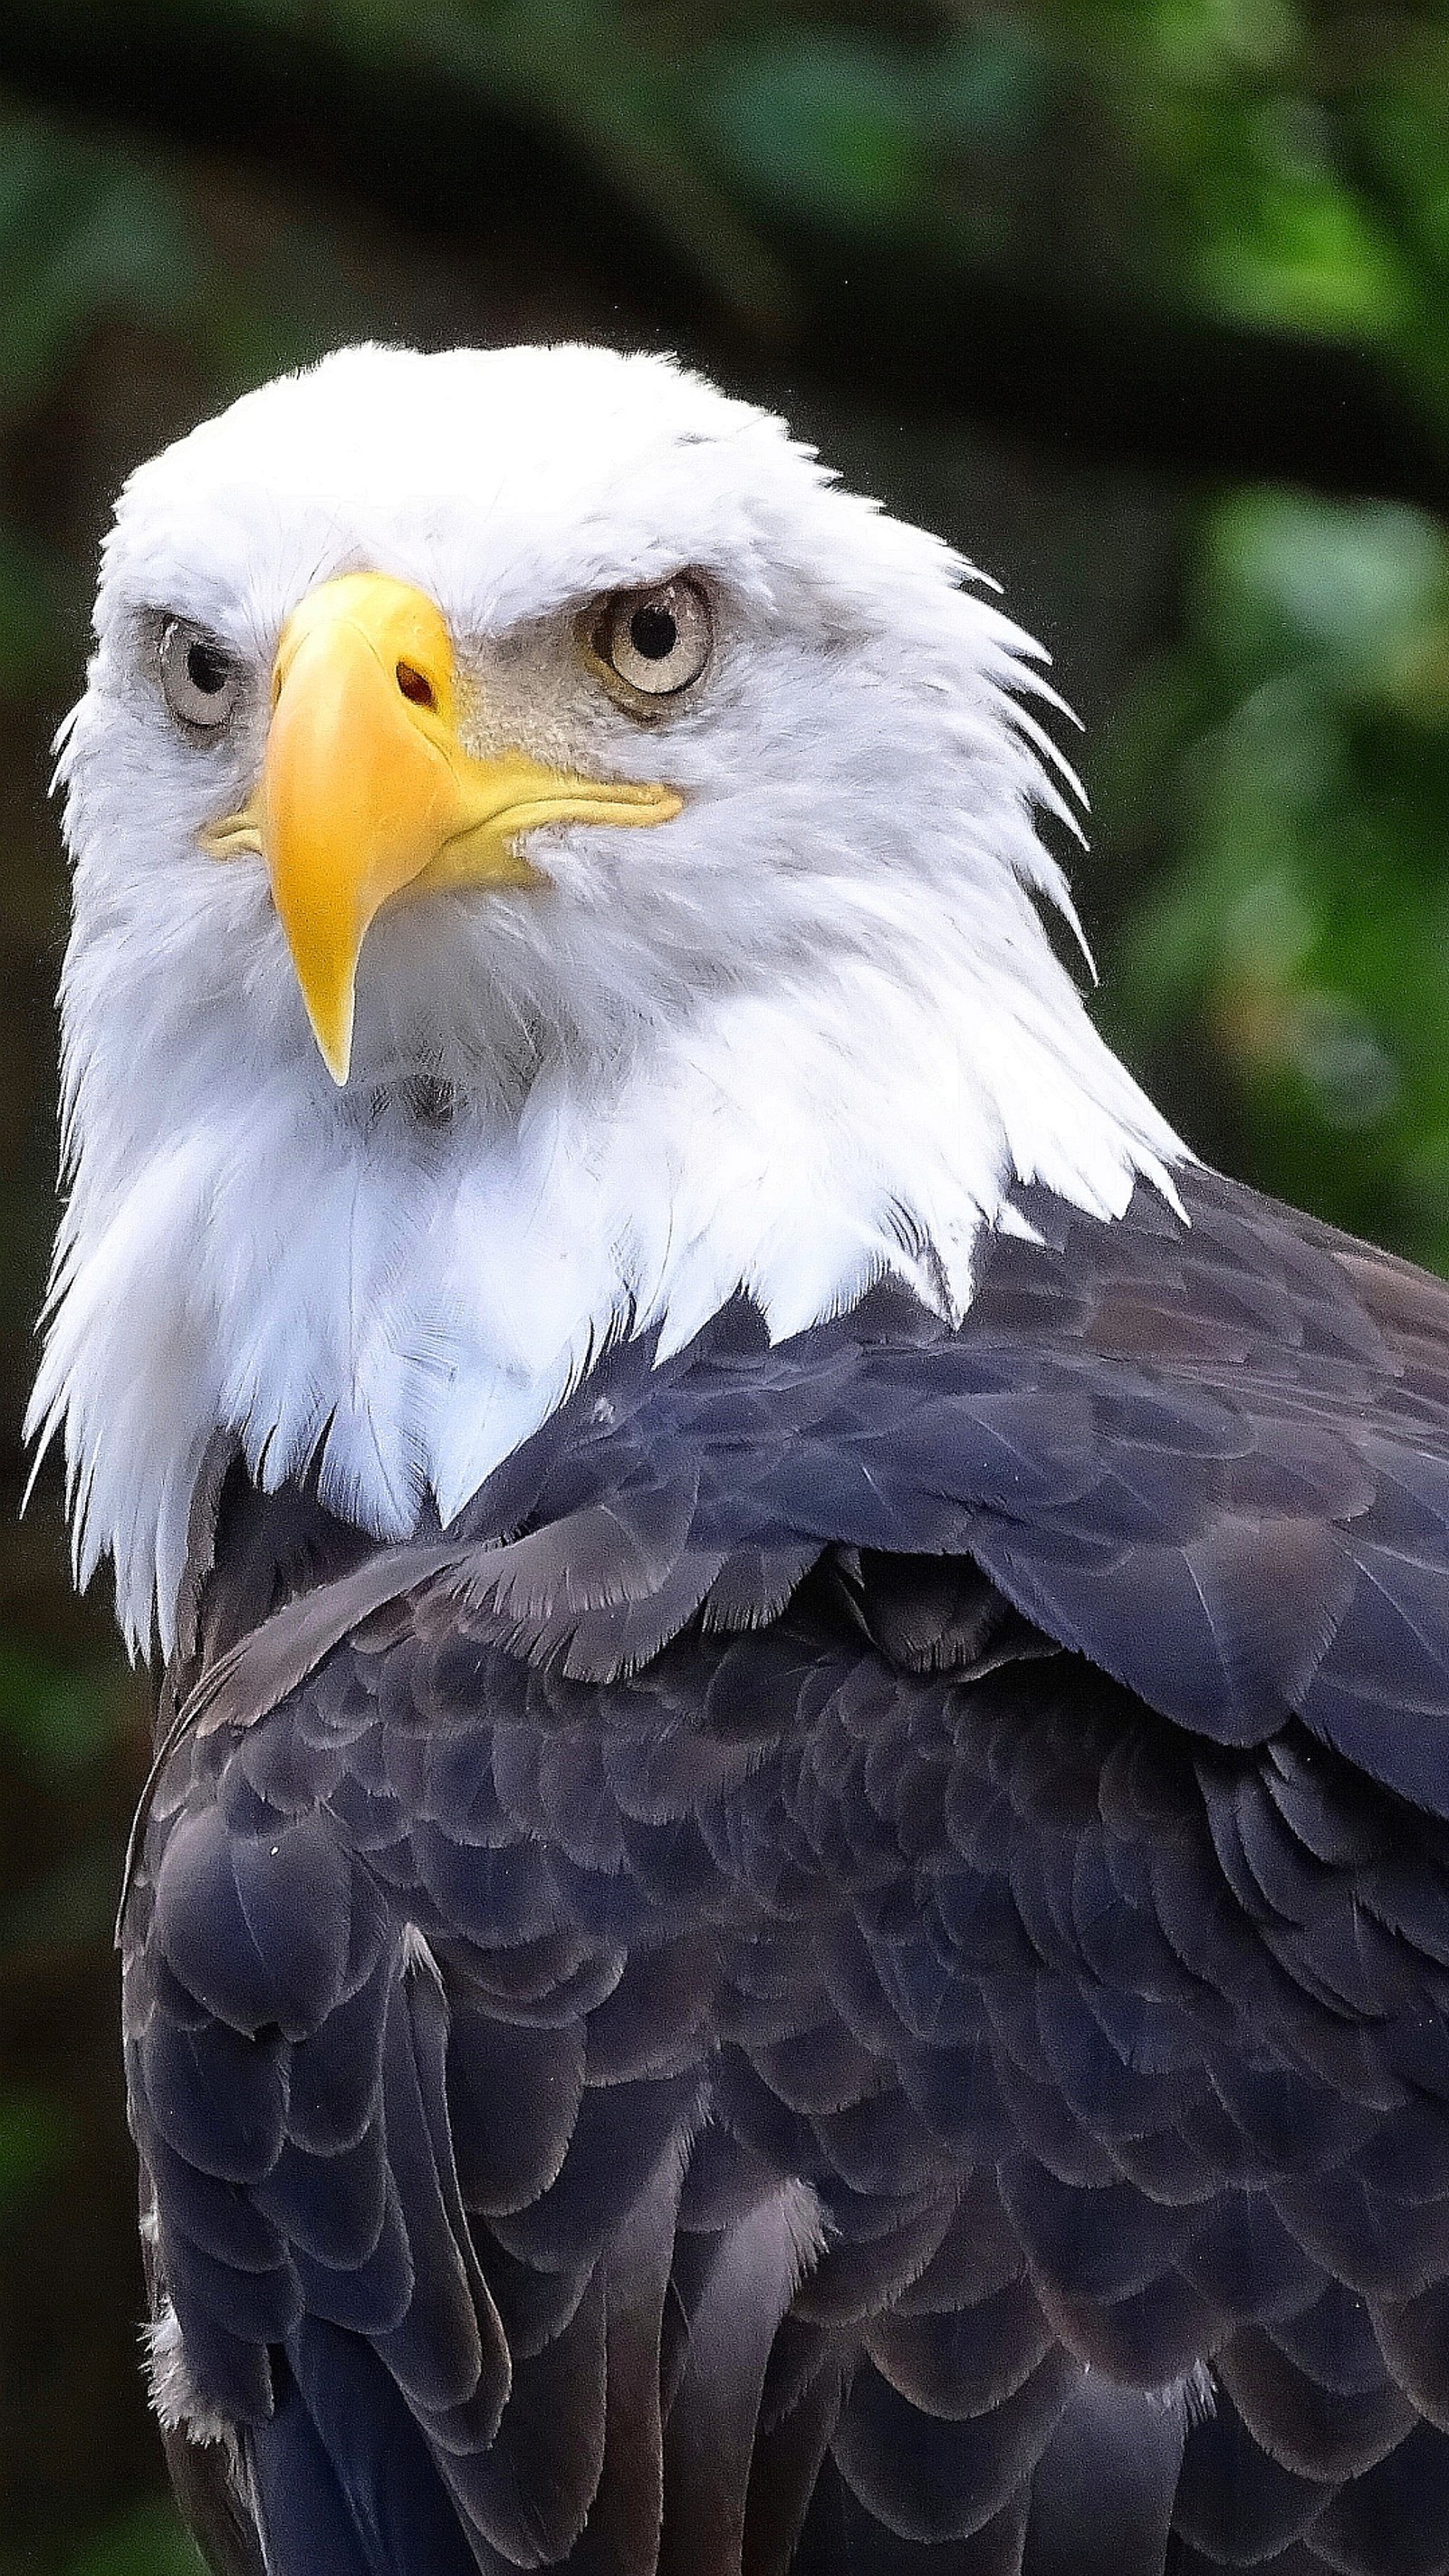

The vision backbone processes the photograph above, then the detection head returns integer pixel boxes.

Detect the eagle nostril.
[396,660,437,710]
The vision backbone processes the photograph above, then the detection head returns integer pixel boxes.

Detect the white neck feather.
[31,847,1182,1655]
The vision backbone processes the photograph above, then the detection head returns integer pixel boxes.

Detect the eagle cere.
[32,341,1449,2576]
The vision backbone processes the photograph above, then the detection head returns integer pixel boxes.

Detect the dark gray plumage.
[123,1163,1449,2576]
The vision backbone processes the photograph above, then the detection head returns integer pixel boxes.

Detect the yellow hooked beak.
[201,572,682,1082]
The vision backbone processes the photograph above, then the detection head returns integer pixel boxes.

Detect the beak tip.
[303,992,355,1086]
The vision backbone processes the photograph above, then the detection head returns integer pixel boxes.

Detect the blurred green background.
[1,0,1448,2565]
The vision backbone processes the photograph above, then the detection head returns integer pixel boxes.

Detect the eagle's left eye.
[589,579,713,703]
[158,620,241,731]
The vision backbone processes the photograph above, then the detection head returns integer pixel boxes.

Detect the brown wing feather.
[125,1166,1449,2576]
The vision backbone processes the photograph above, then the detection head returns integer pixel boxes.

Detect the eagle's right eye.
[159,620,241,732]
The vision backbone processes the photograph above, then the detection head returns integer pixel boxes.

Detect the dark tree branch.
[0,0,1445,511]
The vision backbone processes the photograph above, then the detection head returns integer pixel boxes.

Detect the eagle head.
[30,343,1179,1648]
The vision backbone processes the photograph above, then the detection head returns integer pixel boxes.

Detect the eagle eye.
[590,578,712,703]
[159,620,240,731]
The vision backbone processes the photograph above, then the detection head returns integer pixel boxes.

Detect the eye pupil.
[629,606,677,662]
[185,639,230,696]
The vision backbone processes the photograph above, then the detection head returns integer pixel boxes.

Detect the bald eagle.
[32,345,1449,2576]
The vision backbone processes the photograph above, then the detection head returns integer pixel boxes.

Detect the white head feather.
[28,342,1184,1652]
